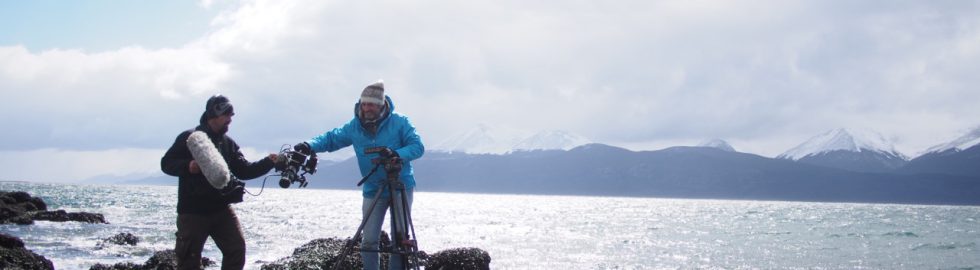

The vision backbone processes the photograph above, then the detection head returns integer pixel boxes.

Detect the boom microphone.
[186,131,231,189]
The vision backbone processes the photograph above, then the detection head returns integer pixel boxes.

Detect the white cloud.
[3,0,980,182]
[0,148,164,183]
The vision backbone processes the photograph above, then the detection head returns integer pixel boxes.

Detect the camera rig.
[273,144,318,188]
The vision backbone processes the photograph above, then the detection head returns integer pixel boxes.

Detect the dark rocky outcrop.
[261,232,491,270]
[89,249,215,270]
[98,232,139,247]
[1,190,108,224]
[1,191,48,225]
[425,248,491,270]
[32,209,107,224]
[261,231,392,270]
[0,233,55,270]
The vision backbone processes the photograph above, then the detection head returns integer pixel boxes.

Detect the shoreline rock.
[89,249,215,270]
[0,233,55,270]
[97,232,139,248]
[262,232,491,270]
[1,190,108,224]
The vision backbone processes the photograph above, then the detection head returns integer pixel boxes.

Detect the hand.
[380,147,398,158]
[267,153,280,163]
[189,160,201,174]
[293,142,312,155]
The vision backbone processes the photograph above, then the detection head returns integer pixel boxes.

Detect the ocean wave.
[882,231,919,237]
[912,242,977,251]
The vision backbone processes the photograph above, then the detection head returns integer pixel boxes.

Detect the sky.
[1,0,979,183]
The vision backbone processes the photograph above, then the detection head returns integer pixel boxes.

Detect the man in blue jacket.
[294,81,424,270]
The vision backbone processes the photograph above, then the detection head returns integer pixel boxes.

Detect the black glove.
[293,142,312,156]
[382,147,398,158]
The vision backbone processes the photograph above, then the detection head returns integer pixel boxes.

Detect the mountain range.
[114,126,980,205]
[432,124,591,154]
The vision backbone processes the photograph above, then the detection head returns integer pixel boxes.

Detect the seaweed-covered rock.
[32,209,107,224]
[88,262,141,270]
[0,191,45,225]
[98,232,139,247]
[262,232,392,270]
[261,233,491,270]
[0,233,55,270]
[424,247,491,270]
[0,206,33,225]
[1,190,103,224]
[89,249,215,270]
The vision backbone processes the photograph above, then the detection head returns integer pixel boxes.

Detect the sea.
[1,181,979,270]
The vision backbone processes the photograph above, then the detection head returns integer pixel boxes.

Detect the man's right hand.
[189,160,201,174]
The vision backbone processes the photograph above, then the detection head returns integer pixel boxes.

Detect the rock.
[261,233,492,270]
[28,197,47,211]
[89,262,140,270]
[424,247,491,270]
[89,249,215,270]
[261,232,392,270]
[2,190,101,224]
[31,210,108,224]
[0,233,55,270]
[98,232,139,247]
[0,206,33,225]
[0,191,41,224]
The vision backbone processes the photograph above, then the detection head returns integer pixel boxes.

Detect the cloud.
[0,148,163,183]
[2,0,980,182]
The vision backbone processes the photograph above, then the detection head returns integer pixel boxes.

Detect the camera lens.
[279,177,291,188]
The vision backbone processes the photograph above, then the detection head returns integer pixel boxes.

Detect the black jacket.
[161,124,274,214]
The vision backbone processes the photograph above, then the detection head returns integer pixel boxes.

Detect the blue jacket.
[307,96,424,198]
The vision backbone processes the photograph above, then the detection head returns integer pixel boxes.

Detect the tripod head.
[365,146,402,175]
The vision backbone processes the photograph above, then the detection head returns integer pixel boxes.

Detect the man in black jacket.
[161,95,279,270]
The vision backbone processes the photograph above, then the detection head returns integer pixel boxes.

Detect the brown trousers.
[175,206,246,270]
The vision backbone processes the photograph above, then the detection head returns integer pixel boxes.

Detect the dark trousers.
[175,206,246,270]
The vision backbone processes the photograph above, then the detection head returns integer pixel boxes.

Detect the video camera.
[274,143,318,188]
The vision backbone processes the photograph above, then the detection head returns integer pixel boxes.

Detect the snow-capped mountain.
[920,126,980,156]
[432,124,531,154]
[432,124,591,154]
[697,139,736,152]
[901,126,980,177]
[778,128,908,173]
[513,130,592,151]
[778,128,907,161]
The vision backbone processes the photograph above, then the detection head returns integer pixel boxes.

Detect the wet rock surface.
[1,190,107,224]
[0,232,55,270]
[261,232,491,270]
[261,231,393,270]
[425,247,492,270]
[1,191,48,225]
[98,232,140,247]
[89,249,216,270]
[32,209,108,224]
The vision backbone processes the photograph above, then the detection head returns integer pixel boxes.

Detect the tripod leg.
[388,188,415,270]
[331,186,386,270]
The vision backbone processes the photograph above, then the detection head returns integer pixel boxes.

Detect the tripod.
[332,155,421,270]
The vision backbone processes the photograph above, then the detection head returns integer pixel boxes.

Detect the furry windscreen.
[186,131,231,189]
